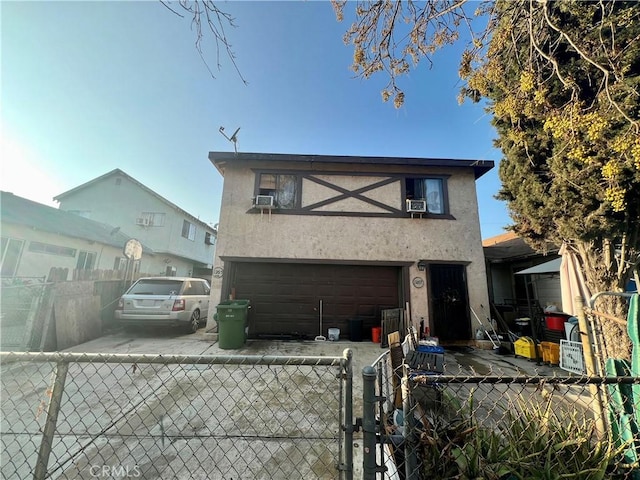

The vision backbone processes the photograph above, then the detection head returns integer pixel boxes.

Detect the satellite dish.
[123,238,143,261]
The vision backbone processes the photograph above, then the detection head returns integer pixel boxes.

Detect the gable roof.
[1,191,153,253]
[208,152,494,179]
[53,169,213,231]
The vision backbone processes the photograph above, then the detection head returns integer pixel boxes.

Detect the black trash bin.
[349,318,363,342]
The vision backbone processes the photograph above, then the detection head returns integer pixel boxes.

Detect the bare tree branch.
[161,0,247,85]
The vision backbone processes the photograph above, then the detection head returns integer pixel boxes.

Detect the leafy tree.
[334,0,640,356]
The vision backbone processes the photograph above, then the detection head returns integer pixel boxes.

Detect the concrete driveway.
[67,329,386,479]
[2,328,386,479]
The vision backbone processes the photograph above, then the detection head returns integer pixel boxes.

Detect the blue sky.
[1,1,510,238]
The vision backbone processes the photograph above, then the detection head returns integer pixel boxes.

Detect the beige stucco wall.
[207,161,490,335]
[302,175,401,212]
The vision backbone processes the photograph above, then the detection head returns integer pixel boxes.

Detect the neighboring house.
[54,169,216,278]
[0,191,161,280]
[207,151,494,343]
[483,231,561,322]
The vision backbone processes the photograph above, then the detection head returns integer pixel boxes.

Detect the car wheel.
[186,310,200,334]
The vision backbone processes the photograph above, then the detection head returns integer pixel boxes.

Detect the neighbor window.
[405,177,448,214]
[1,237,24,276]
[141,212,165,227]
[165,266,177,276]
[113,257,127,270]
[257,173,298,209]
[28,241,76,257]
[182,220,196,241]
[76,251,96,270]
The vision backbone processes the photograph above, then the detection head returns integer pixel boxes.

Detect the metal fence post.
[363,365,378,480]
[402,368,419,480]
[576,296,607,439]
[34,360,69,480]
[342,348,354,480]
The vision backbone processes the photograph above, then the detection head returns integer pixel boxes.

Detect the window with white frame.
[76,251,97,270]
[28,241,76,257]
[113,257,127,270]
[1,237,24,276]
[141,212,165,227]
[182,220,196,241]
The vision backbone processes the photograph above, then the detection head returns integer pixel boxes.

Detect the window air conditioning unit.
[255,195,275,209]
[406,199,427,213]
[135,217,150,226]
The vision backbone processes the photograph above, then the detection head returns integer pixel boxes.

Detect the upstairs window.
[258,173,298,209]
[405,177,448,215]
[141,212,165,227]
[182,220,196,241]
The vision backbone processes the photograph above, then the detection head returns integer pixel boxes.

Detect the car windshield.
[128,280,183,296]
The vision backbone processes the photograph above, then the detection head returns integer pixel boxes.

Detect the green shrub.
[416,388,634,479]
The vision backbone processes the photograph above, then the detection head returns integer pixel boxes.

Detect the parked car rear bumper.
[115,311,191,327]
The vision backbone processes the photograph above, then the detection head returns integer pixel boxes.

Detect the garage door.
[232,263,401,339]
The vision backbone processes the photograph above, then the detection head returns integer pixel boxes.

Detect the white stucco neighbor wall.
[207,160,490,336]
[56,175,215,266]
[1,224,198,280]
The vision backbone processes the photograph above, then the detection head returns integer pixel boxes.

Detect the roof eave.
[208,151,493,179]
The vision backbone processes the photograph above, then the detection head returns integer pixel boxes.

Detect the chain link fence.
[0,351,354,480]
[0,277,49,351]
[363,348,640,479]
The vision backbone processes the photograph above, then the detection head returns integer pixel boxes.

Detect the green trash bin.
[215,300,250,349]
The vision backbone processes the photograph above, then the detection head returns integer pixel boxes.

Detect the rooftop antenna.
[219,126,240,154]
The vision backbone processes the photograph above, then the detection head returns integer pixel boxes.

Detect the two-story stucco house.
[54,169,216,278]
[207,151,494,343]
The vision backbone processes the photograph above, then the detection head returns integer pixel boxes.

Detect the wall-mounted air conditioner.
[406,199,427,213]
[255,195,275,209]
[135,217,150,226]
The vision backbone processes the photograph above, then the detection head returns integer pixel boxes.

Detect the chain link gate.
[0,350,353,479]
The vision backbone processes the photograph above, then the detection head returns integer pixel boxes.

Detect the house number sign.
[412,277,425,288]
[213,267,224,278]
